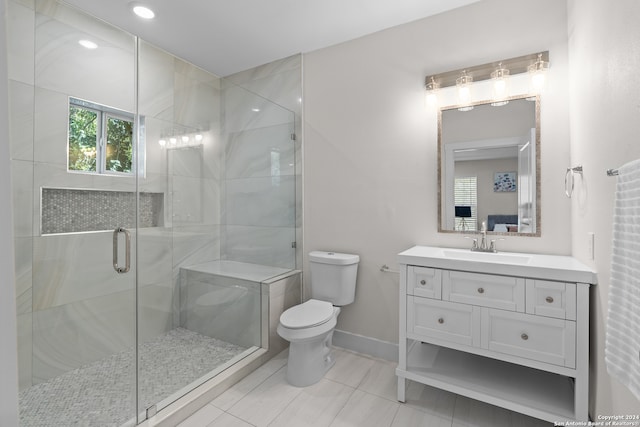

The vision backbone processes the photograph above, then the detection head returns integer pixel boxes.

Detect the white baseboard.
[332,329,398,362]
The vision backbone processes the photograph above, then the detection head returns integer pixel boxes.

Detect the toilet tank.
[309,251,359,306]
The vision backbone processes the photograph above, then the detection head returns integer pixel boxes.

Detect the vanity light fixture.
[424,51,549,110]
[528,53,549,94]
[456,71,474,112]
[490,63,510,106]
[160,131,206,149]
[425,76,440,107]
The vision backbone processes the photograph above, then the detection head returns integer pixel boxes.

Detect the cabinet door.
[443,271,525,312]
[408,266,442,299]
[407,296,481,347]
[525,280,576,320]
[481,309,576,368]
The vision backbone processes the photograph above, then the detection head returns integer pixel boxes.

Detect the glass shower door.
[14,1,140,425]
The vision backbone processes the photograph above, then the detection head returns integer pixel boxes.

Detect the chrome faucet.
[470,221,498,253]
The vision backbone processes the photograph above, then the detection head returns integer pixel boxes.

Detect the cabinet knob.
[420,279,426,285]
[438,317,444,324]
[521,333,529,341]
[477,287,485,294]
[545,296,554,303]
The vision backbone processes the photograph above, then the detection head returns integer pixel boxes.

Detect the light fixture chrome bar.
[607,168,619,176]
[425,51,549,88]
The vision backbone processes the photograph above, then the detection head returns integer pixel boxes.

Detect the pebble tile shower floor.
[19,328,247,427]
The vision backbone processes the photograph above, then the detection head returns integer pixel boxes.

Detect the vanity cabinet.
[397,246,596,423]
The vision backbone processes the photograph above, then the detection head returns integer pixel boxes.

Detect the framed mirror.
[438,96,540,236]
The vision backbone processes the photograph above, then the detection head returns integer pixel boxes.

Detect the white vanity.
[396,246,597,422]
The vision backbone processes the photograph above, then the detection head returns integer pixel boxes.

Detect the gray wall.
[303,0,571,344]
[568,0,640,415]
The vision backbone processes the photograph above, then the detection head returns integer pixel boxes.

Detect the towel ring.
[565,165,583,198]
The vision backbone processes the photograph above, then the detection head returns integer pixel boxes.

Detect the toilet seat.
[280,299,334,329]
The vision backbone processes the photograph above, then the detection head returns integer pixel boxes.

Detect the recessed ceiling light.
[78,39,98,49]
[132,4,155,19]
[251,108,260,112]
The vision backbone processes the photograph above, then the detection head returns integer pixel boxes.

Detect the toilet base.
[286,330,335,387]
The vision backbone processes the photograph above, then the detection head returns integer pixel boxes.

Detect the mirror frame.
[437,95,541,237]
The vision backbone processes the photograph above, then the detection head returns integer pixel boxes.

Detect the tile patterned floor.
[19,328,247,427]
[178,348,553,427]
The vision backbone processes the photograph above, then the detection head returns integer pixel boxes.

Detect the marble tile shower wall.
[7,0,223,390]
[140,40,223,333]
[222,55,302,270]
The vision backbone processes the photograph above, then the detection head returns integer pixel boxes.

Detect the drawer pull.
[545,296,554,303]
[438,317,444,324]
[477,287,485,294]
[521,333,529,341]
[420,279,426,285]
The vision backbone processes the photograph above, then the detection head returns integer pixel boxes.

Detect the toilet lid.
[280,299,334,329]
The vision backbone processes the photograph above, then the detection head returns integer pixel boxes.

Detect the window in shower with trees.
[68,97,136,174]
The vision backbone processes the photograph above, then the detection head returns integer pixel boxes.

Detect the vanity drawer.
[407,296,480,347]
[482,309,576,368]
[526,280,576,320]
[443,271,525,312]
[407,266,442,299]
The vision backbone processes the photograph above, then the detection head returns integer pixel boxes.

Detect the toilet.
[277,251,359,387]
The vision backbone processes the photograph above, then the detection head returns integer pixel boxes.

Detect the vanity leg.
[574,284,590,421]
[398,377,406,402]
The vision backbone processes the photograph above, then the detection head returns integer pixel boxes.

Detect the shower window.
[68,97,135,174]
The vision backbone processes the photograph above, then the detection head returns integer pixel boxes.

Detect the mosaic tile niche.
[41,188,164,234]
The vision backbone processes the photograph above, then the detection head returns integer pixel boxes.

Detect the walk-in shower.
[8,1,301,425]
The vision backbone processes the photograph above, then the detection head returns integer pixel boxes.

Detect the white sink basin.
[398,246,597,283]
[441,249,532,265]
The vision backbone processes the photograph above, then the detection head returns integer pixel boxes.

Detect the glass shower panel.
[137,41,298,418]
[221,80,297,270]
[15,1,139,425]
[136,40,229,419]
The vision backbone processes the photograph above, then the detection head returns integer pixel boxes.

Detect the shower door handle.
[113,227,131,274]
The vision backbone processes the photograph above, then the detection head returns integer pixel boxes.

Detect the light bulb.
[531,72,546,92]
[169,137,177,145]
[494,79,507,96]
[195,134,203,142]
[528,53,549,94]
[458,86,471,104]
[424,77,439,109]
[182,135,189,143]
[456,71,473,109]
[158,139,166,148]
[490,65,509,106]
[425,92,438,108]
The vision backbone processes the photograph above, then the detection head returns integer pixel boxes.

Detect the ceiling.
[63,0,480,77]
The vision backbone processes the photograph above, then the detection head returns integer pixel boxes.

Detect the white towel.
[606,158,640,400]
